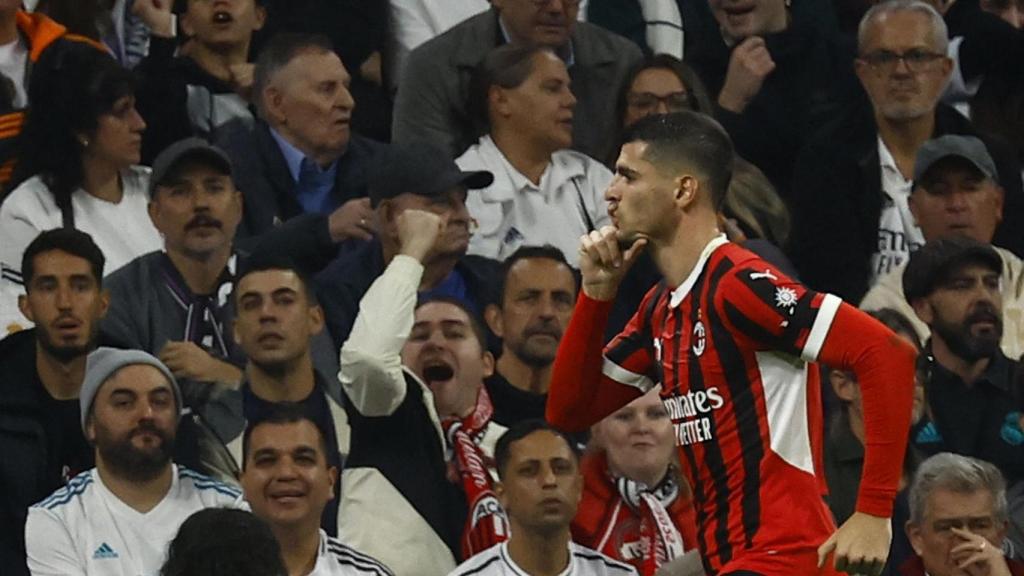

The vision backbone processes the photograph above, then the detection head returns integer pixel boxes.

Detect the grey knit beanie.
[80,347,182,432]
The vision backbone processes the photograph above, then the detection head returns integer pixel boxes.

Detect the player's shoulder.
[447,543,505,576]
[175,466,243,503]
[323,535,395,576]
[32,469,96,512]
[569,543,638,575]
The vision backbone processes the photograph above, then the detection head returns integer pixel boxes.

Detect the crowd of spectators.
[0,0,1023,575]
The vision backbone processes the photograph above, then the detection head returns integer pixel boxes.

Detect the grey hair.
[908,452,1008,525]
[857,0,949,54]
[252,33,335,119]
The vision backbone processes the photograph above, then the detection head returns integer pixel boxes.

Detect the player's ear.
[675,175,699,209]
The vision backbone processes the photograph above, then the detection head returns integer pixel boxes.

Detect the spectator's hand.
[359,51,384,87]
[132,0,175,38]
[327,198,376,243]
[397,209,444,262]
[718,37,776,114]
[817,512,891,576]
[950,528,1013,576]
[159,341,242,386]
[229,63,255,101]
[578,225,646,301]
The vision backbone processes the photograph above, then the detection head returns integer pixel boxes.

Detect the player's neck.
[496,353,551,395]
[931,337,992,386]
[35,342,88,400]
[246,356,316,402]
[96,459,173,513]
[0,10,18,46]
[273,523,320,576]
[507,527,572,576]
[654,216,722,288]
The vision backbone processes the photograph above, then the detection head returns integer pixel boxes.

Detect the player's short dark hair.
[415,295,488,350]
[622,111,735,211]
[494,245,578,307]
[235,253,318,306]
[253,33,335,117]
[160,508,286,576]
[21,228,105,291]
[494,419,579,479]
[241,402,331,470]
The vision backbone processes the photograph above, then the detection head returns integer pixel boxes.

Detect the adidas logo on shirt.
[92,543,119,560]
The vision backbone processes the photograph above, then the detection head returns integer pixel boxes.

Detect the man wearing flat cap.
[25,347,244,576]
[904,236,1024,484]
[102,138,342,451]
[316,141,500,350]
[862,134,1024,359]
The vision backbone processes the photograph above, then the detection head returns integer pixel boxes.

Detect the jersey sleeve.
[25,507,85,576]
[715,264,842,360]
[547,288,661,432]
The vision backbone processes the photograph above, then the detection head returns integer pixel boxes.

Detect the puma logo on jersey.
[749,269,778,281]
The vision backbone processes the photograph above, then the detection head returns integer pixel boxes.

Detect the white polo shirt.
[457,136,612,268]
[26,465,245,576]
[448,542,638,576]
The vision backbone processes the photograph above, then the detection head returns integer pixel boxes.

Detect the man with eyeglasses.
[791,0,1023,305]
[392,0,641,162]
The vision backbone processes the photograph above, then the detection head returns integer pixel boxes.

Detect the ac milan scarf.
[615,475,686,574]
[442,387,510,560]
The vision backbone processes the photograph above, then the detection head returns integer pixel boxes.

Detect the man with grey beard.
[483,246,577,427]
[904,236,1024,484]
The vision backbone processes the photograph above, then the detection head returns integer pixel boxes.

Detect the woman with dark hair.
[161,508,287,576]
[619,53,714,132]
[0,42,161,284]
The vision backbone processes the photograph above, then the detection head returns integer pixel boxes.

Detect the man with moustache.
[904,237,1024,484]
[483,245,577,427]
[25,347,243,576]
[102,138,339,445]
[0,229,108,576]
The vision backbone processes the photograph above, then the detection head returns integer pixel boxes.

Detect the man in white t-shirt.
[241,403,393,576]
[25,347,243,576]
[449,420,637,576]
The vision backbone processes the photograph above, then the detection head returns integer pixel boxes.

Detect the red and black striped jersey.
[600,236,842,573]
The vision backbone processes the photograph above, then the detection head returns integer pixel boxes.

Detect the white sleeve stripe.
[801,293,842,362]
[602,358,655,392]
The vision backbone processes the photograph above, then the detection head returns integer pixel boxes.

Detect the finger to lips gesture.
[950,528,1012,576]
[578,225,646,301]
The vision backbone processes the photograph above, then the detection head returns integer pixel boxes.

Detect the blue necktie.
[295,158,336,214]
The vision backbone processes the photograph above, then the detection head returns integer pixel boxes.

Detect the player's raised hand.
[578,225,646,301]
[818,512,892,576]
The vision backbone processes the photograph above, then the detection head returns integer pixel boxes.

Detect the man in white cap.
[25,347,244,576]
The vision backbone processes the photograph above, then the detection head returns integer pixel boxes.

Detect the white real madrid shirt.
[25,465,245,576]
[447,541,638,576]
[871,137,924,285]
[310,529,394,576]
[456,136,612,268]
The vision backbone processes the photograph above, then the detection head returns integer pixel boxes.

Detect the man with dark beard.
[0,229,108,576]
[483,246,577,427]
[24,347,243,576]
[904,236,1024,484]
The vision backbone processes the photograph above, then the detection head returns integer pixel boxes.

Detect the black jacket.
[790,104,1024,302]
[315,239,500,350]
[0,330,92,576]
[135,36,255,165]
[215,119,385,239]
